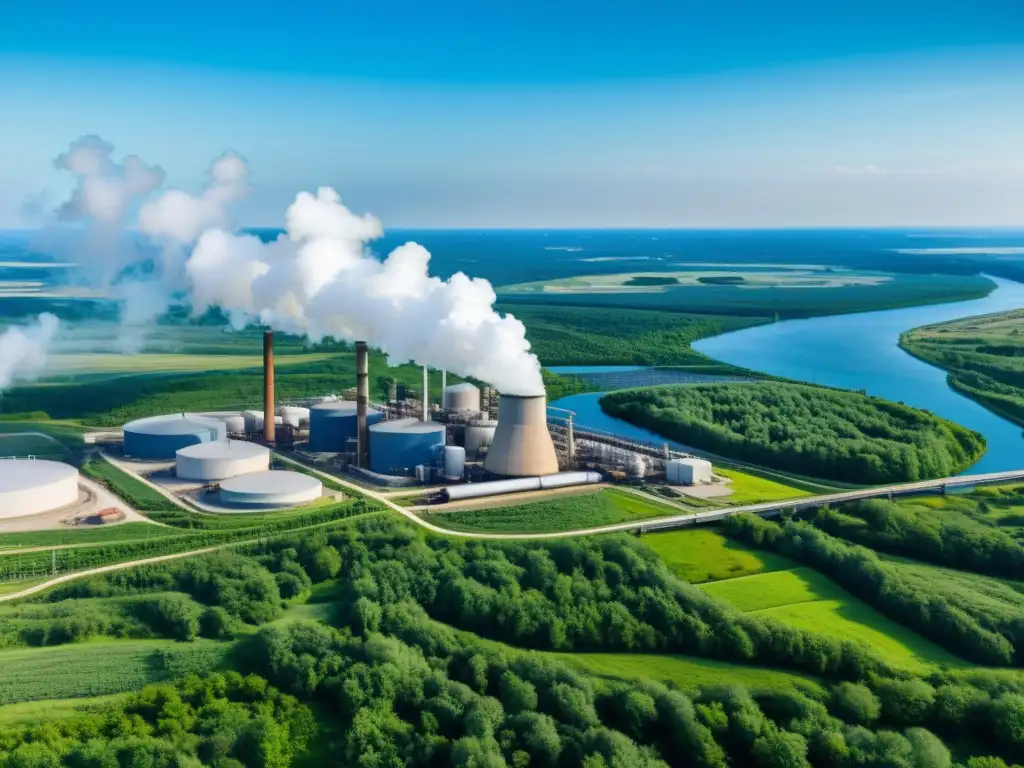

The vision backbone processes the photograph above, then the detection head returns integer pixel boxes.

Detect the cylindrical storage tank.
[175,440,270,481]
[308,401,383,452]
[277,406,310,428]
[442,446,466,480]
[369,418,447,475]
[0,460,80,518]
[123,414,227,459]
[464,420,497,458]
[211,413,246,433]
[484,395,560,477]
[538,471,603,490]
[243,410,284,433]
[443,383,481,412]
[219,470,322,508]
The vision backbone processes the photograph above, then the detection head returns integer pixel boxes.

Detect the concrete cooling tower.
[483,394,559,477]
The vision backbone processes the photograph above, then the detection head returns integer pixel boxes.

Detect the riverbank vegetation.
[601,382,986,484]
[900,308,1024,427]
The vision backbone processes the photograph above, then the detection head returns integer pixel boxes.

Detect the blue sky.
[1,0,1022,228]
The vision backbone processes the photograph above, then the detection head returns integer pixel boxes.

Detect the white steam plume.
[0,314,60,393]
[48,137,545,394]
[187,187,545,394]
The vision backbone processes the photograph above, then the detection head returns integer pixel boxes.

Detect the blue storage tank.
[308,401,383,452]
[369,418,447,475]
[123,414,226,459]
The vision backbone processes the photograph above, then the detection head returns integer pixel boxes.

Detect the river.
[552,276,1024,474]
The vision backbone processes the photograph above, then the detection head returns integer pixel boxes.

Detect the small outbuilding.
[666,458,713,486]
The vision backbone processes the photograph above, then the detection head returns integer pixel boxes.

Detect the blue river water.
[553,276,1024,474]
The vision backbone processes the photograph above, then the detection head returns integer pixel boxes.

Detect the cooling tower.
[263,330,275,444]
[356,341,369,468]
[483,394,560,477]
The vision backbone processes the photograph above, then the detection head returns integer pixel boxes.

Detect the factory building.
[443,382,481,412]
[123,414,226,459]
[0,459,80,518]
[308,401,383,452]
[666,458,713,485]
[219,470,322,508]
[484,395,559,477]
[369,418,446,475]
[175,440,270,482]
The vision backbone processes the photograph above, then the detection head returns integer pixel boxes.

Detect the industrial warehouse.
[97,331,719,512]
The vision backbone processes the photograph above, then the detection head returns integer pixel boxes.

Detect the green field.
[701,568,967,672]
[0,694,129,726]
[0,523,167,550]
[0,433,69,458]
[641,528,797,583]
[430,487,679,533]
[715,467,813,503]
[553,652,826,698]
[0,640,230,704]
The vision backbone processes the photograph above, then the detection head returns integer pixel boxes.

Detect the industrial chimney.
[263,330,275,444]
[483,394,559,477]
[422,365,429,421]
[356,341,369,468]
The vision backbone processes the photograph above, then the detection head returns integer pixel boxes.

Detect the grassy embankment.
[901,307,1024,427]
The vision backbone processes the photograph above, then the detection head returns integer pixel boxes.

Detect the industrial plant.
[102,330,717,510]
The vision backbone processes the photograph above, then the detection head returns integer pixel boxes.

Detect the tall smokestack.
[422,365,429,421]
[263,330,275,444]
[442,369,447,395]
[356,341,369,468]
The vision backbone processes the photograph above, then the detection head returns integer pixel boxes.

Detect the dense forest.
[3,515,1024,766]
[601,383,985,484]
[901,309,1024,427]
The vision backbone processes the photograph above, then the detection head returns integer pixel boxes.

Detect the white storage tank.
[464,420,497,459]
[175,440,270,482]
[243,410,284,433]
[0,459,80,518]
[219,470,322,508]
[215,413,247,433]
[442,446,466,480]
[277,406,310,428]
[443,383,482,412]
[667,458,712,486]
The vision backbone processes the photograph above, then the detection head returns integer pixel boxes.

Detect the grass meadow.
[641,528,797,583]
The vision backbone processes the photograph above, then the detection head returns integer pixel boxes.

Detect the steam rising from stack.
[32,136,545,397]
[0,314,60,393]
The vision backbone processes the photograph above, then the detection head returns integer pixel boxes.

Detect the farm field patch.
[641,528,797,583]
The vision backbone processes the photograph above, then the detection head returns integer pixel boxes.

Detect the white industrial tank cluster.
[441,446,466,480]
[219,470,323,508]
[175,440,271,482]
[0,459,80,518]
[666,458,713,485]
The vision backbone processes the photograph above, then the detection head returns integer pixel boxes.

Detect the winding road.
[2,453,1023,603]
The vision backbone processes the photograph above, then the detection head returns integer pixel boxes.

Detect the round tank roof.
[311,401,358,414]
[125,413,225,435]
[369,417,446,434]
[445,383,479,393]
[176,440,269,460]
[0,459,78,492]
[220,470,321,495]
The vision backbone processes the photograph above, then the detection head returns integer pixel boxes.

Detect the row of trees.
[601,382,986,484]
[815,498,1024,580]
[722,514,1021,666]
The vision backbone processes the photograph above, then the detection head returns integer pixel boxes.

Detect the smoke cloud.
[187,187,545,394]
[0,314,60,393]
[47,138,545,395]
